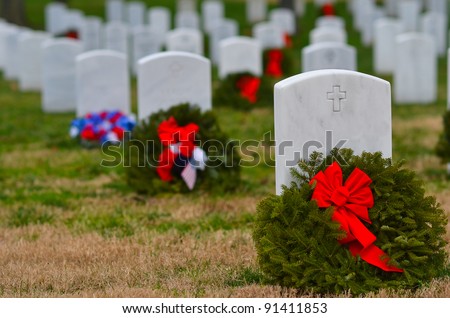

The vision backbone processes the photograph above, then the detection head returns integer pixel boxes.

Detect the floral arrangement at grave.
[435,110,450,163]
[124,104,241,195]
[70,110,136,147]
[56,29,79,40]
[214,72,273,110]
[322,3,336,16]
[253,148,448,295]
[263,48,295,79]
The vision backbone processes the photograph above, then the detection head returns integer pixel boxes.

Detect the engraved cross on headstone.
[327,85,346,112]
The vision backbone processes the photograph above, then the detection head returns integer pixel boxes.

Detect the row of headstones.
[352,0,448,56]
[35,37,267,115]
[106,0,306,26]
[303,15,357,73]
[44,1,298,73]
[352,0,448,104]
[0,20,277,94]
[353,0,447,52]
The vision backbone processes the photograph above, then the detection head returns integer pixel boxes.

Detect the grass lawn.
[0,0,449,297]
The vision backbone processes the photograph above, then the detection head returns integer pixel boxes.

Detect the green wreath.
[253,149,448,295]
[124,104,241,195]
[214,72,273,110]
[436,110,450,162]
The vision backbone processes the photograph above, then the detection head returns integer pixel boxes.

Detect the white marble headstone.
[104,22,128,55]
[253,22,285,50]
[0,22,8,71]
[202,0,224,33]
[175,11,200,29]
[310,27,347,44]
[127,1,146,27]
[177,0,197,12]
[107,0,125,22]
[218,36,262,79]
[302,42,357,73]
[131,26,164,74]
[148,7,171,36]
[316,16,345,29]
[314,0,336,4]
[45,2,67,34]
[64,9,85,34]
[246,0,267,23]
[384,0,398,16]
[269,8,296,35]
[421,12,447,57]
[18,32,50,91]
[364,6,386,46]
[294,0,305,16]
[274,69,392,194]
[4,26,23,80]
[209,19,238,64]
[76,50,130,117]
[373,18,403,74]
[427,0,447,13]
[80,17,103,52]
[399,0,421,32]
[353,0,374,32]
[166,28,203,55]
[394,33,437,104]
[41,39,83,113]
[137,51,211,120]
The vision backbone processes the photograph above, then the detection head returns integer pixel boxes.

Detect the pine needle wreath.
[253,149,448,295]
[436,110,450,162]
[213,72,273,110]
[124,104,241,195]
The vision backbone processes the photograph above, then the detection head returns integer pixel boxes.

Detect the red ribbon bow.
[265,49,284,78]
[322,3,336,16]
[310,162,403,272]
[283,33,292,48]
[236,75,261,104]
[156,117,199,182]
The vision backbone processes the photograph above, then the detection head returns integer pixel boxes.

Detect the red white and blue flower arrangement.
[124,104,241,195]
[70,110,136,146]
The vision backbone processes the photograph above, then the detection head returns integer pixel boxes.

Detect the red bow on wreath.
[310,162,403,272]
[265,49,284,78]
[283,33,292,48]
[156,117,199,183]
[236,75,261,104]
[322,3,336,16]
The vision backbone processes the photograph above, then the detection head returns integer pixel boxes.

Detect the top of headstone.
[274,69,392,194]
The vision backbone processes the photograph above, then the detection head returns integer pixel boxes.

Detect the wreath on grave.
[70,110,136,148]
[253,148,448,295]
[214,72,273,110]
[435,110,450,162]
[263,48,295,79]
[124,103,241,195]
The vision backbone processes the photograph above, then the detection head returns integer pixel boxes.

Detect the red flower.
[112,126,125,139]
[80,126,96,140]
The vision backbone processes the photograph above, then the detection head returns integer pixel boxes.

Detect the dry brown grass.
[1,210,449,298]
